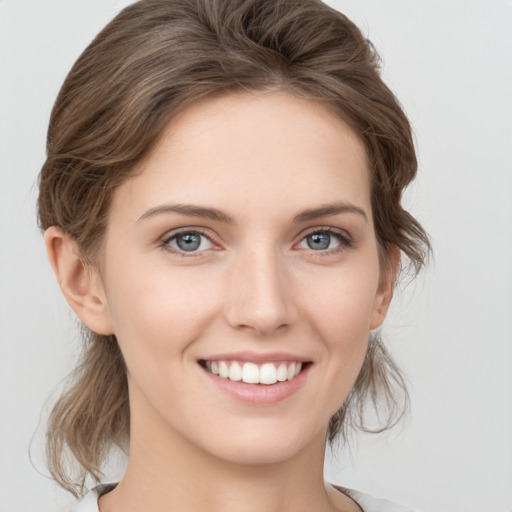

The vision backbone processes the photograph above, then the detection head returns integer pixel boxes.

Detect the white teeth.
[277,363,288,382]
[229,361,242,381]
[242,362,259,383]
[287,362,296,380]
[218,361,229,378]
[259,363,277,385]
[204,360,304,385]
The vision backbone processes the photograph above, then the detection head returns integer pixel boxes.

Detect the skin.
[45,91,398,512]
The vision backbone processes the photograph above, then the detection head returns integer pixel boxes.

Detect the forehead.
[111,91,371,223]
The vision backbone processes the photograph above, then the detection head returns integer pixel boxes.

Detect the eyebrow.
[137,201,368,224]
[292,202,368,223]
[137,204,235,224]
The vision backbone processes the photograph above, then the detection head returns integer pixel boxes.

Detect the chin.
[195,419,325,467]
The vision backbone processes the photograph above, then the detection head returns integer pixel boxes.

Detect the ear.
[370,246,400,331]
[44,226,114,335]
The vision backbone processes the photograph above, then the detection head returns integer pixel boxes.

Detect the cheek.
[291,269,378,421]
[297,262,381,343]
[294,259,380,399]
[104,262,221,359]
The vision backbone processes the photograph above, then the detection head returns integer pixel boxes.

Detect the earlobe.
[369,246,400,331]
[44,226,114,335]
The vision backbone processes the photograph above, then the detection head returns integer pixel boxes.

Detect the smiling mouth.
[199,360,310,385]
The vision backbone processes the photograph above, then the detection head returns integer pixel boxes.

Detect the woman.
[38,0,429,510]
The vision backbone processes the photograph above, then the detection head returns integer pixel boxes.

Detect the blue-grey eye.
[176,232,201,251]
[307,232,331,250]
[298,230,343,251]
[166,231,213,252]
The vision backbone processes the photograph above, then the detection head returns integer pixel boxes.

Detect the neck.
[98,388,357,512]
[104,431,329,512]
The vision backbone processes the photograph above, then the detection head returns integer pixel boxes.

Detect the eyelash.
[160,227,353,258]
[161,229,215,258]
[298,227,354,257]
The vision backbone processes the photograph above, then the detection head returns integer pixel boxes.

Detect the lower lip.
[200,364,310,405]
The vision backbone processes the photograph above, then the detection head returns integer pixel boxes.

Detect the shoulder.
[335,485,419,512]
[70,484,116,512]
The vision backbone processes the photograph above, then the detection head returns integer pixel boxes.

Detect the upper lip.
[199,351,312,364]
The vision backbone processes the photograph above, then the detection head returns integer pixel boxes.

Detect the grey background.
[1,1,511,511]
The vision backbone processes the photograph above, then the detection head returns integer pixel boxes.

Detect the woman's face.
[96,91,394,464]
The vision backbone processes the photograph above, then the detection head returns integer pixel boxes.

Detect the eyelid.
[294,226,354,255]
[161,227,220,256]
[298,225,352,242]
[158,225,354,257]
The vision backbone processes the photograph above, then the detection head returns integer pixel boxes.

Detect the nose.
[224,246,297,337]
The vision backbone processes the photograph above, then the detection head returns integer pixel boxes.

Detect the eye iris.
[307,232,330,250]
[176,232,201,251]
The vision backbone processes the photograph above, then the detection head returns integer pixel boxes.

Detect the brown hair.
[38,0,430,497]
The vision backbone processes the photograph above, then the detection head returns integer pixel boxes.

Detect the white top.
[71,483,418,512]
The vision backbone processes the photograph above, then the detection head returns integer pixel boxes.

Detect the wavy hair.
[37,0,430,497]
